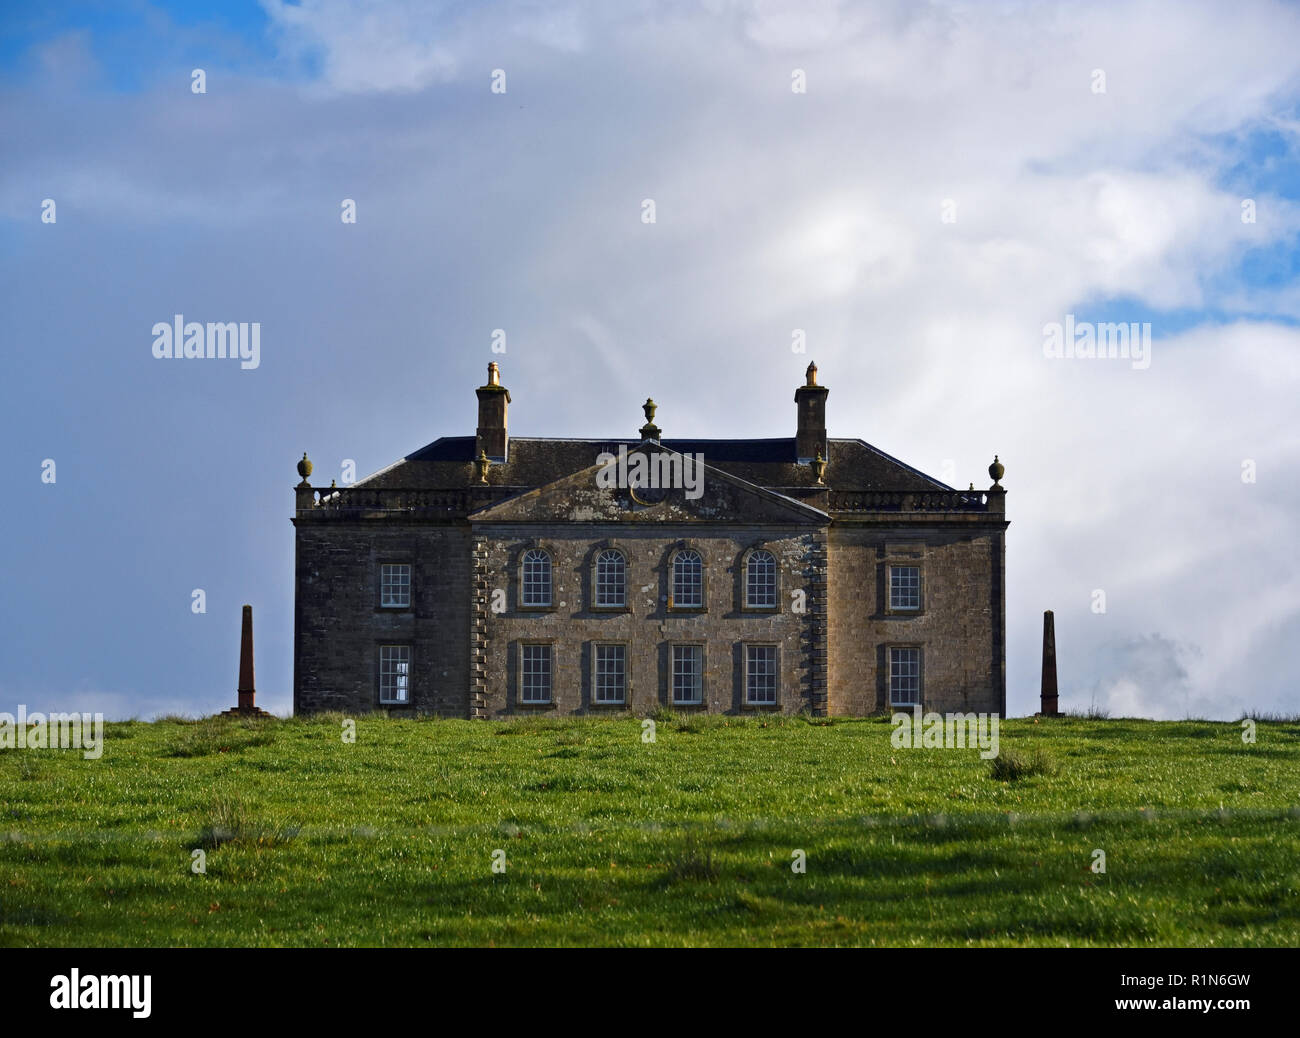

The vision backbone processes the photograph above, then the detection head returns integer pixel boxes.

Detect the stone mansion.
[291,362,1008,718]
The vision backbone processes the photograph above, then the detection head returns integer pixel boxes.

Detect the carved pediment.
[470,443,826,525]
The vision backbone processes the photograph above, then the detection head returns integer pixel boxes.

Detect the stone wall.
[473,523,820,716]
[292,516,1005,719]
[293,523,471,716]
[826,523,1005,716]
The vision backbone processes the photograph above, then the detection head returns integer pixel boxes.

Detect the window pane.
[381,563,411,607]
[746,645,777,704]
[595,549,626,607]
[672,550,702,608]
[890,647,921,706]
[746,550,776,608]
[521,644,552,703]
[595,644,626,703]
[672,644,702,704]
[380,645,410,704]
[890,566,921,611]
[522,549,552,607]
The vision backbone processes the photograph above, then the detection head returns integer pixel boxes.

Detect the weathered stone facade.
[292,363,1008,718]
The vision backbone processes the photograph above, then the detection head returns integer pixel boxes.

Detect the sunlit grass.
[1,714,1297,946]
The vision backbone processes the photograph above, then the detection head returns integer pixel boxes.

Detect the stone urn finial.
[639,398,662,441]
[475,449,491,484]
[812,447,826,484]
[296,451,313,487]
[806,360,818,386]
[988,454,1005,486]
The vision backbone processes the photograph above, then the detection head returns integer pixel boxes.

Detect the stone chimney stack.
[794,361,829,464]
[1040,610,1060,716]
[476,362,510,463]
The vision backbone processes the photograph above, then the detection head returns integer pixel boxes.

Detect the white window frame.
[380,563,411,608]
[744,549,778,609]
[889,565,921,612]
[671,549,703,609]
[889,646,922,707]
[520,642,553,704]
[593,643,627,705]
[594,549,627,608]
[379,644,411,705]
[744,643,778,705]
[521,548,553,608]
[671,643,704,705]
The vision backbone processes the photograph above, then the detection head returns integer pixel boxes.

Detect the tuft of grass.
[495,715,585,736]
[673,714,758,733]
[195,795,299,849]
[664,840,718,884]
[17,756,43,782]
[989,748,1058,782]
[1242,710,1300,723]
[163,717,277,758]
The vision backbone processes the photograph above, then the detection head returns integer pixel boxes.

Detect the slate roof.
[355,436,950,493]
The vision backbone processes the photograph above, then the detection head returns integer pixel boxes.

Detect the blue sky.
[0,1,279,89]
[2,0,1299,720]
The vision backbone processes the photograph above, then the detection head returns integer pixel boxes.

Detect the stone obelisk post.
[1040,609,1059,716]
[237,604,256,711]
[223,604,272,718]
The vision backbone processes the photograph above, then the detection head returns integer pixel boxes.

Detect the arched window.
[594,549,626,608]
[745,549,777,609]
[521,549,552,607]
[671,549,703,608]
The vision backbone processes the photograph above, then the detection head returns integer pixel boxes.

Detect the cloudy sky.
[2,0,1298,720]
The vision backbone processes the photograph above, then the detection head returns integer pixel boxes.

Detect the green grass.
[988,747,1058,781]
[1,713,1298,946]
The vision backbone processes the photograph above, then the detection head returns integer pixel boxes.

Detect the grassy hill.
[2,713,1298,946]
